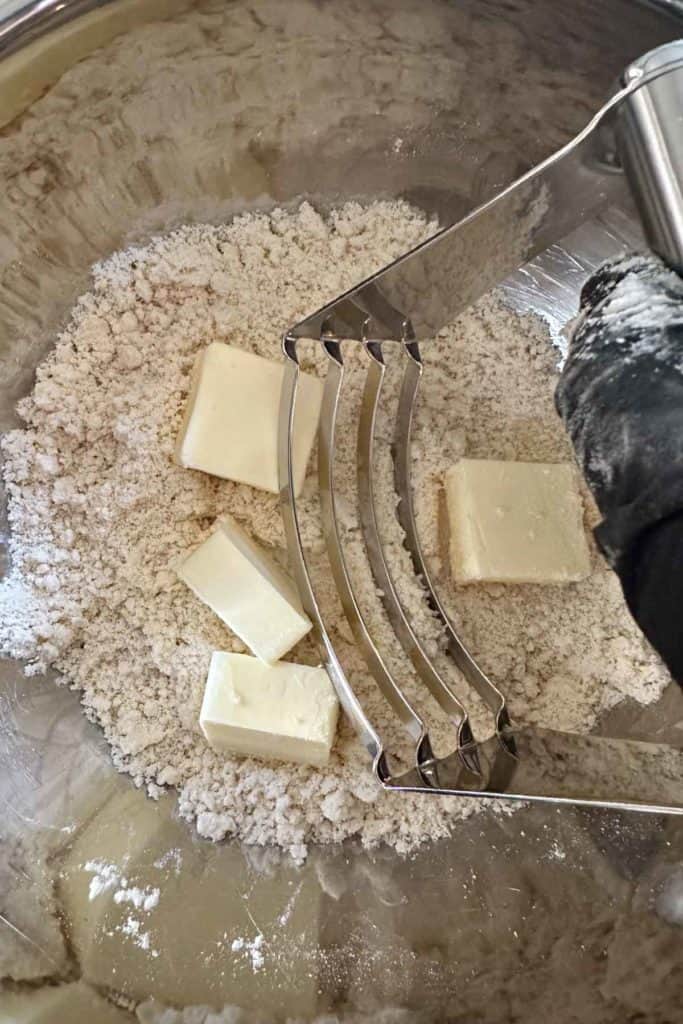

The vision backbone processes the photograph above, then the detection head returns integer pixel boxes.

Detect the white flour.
[85,860,160,914]
[83,858,161,956]
[230,935,265,972]
[0,201,669,857]
[85,859,121,900]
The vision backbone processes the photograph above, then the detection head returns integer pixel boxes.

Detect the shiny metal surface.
[318,339,431,762]
[2,1,683,1020]
[279,347,385,770]
[0,0,102,54]
[357,341,477,754]
[392,343,514,744]
[619,40,683,272]
[287,52,683,345]
[279,48,683,811]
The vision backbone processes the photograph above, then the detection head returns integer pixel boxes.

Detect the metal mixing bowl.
[1,1,682,1020]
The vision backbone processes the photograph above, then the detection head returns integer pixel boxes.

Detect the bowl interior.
[1,1,682,1020]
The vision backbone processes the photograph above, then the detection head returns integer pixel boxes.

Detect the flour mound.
[0,202,668,856]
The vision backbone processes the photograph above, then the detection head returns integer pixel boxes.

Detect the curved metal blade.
[317,337,434,771]
[278,337,385,769]
[385,725,683,816]
[393,340,514,751]
[287,55,683,346]
[357,339,480,768]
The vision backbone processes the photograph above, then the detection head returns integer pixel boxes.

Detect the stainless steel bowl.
[1,2,682,1020]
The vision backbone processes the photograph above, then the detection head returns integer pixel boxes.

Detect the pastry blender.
[278,42,683,813]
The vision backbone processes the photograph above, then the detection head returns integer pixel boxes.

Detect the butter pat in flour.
[177,515,311,663]
[445,459,591,585]
[176,342,323,495]
[200,652,339,766]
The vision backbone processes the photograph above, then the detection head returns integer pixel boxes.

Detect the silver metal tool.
[278,42,683,813]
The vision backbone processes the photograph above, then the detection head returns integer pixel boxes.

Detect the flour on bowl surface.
[0,201,669,856]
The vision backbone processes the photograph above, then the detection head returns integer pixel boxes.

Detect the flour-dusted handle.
[617,40,683,274]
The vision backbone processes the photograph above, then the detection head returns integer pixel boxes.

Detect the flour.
[120,915,158,957]
[113,886,160,912]
[82,858,161,957]
[230,934,265,972]
[0,201,669,857]
[84,860,160,912]
[590,254,683,337]
[153,848,183,874]
[86,859,121,901]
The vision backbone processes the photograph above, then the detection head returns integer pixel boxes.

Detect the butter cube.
[176,342,324,495]
[200,652,339,766]
[445,459,591,585]
[177,515,311,663]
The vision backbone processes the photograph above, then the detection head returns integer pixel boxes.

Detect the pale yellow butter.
[177,515,311,663]
[445,459,591,585]
[200,652,339,766]
[176,342,323,495]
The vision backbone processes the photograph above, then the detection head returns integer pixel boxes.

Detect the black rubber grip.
[556,253,683,683]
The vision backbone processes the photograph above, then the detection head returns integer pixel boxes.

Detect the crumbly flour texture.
[0,201,669,856]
